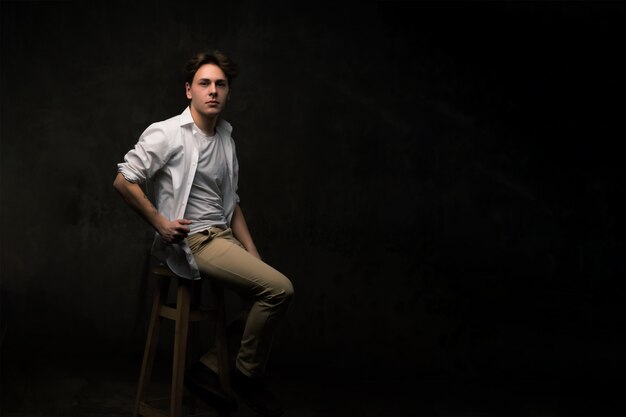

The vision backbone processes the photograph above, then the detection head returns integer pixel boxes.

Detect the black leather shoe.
[232,368,284,416]
[184,362,238,412]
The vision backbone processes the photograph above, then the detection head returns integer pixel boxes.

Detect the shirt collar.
[180,106,195,126]
[180,106,233,134]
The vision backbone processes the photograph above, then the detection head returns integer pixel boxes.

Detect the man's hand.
[157,219,192,244]
[247,246,262,261]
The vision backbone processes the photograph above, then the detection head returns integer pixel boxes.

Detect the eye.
[199,81,208,86]
[216,81,226,87]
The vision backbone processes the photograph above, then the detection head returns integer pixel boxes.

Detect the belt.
[205,225,227,233]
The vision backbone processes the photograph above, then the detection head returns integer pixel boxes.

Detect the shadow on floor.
[1,352,623,416]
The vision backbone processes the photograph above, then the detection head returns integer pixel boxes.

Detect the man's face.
[186,63,230,118]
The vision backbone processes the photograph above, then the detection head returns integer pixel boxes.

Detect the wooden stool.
[133,264,231,417]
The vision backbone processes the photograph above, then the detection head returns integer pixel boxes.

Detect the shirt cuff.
[117,165,142,184]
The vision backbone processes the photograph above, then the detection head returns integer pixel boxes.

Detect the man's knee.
[268,274,294,306]
[282,277,294,301]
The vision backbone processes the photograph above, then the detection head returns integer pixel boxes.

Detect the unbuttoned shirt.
[117,106,240,279]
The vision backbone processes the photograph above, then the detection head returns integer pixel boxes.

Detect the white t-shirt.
[184,126,230,234]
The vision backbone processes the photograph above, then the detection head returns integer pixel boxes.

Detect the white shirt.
[117,107,240,279]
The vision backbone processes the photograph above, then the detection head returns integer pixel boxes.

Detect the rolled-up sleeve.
[117,123,172,183]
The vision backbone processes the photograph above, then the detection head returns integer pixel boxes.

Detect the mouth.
[207,101,219,105]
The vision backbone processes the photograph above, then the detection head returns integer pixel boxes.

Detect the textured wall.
[1,0,623,388]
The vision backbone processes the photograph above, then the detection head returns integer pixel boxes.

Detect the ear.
[185,82,192,100]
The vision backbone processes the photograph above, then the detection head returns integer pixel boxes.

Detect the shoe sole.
[184,376,238,412]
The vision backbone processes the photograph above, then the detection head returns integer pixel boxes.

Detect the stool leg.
[188,280,202,363]
[171,278,191,417]
[187,280,202,416]
[134,276,170,417]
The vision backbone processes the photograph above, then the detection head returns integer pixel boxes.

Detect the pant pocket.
[187,229,218,254]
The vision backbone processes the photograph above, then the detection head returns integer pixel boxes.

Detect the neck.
[189,105,218,136]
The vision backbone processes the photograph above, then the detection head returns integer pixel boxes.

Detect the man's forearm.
[113,172,164,231]
[113,172,192,244]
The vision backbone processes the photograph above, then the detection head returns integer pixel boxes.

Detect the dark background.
[1,1,624,416]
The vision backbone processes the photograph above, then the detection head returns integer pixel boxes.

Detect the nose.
[208,83,217,96]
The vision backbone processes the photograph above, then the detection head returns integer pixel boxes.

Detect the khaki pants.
[187,227,294,377]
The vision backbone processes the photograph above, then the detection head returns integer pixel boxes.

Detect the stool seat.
[134,264,231,417]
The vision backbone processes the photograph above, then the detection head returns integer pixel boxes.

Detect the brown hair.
[184,49,239,86]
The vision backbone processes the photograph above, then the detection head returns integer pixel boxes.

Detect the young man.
[113,50,293,416]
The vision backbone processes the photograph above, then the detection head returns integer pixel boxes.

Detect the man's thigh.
[194,236,289,298]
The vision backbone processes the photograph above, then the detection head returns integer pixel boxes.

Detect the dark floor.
[1,352,623,417]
